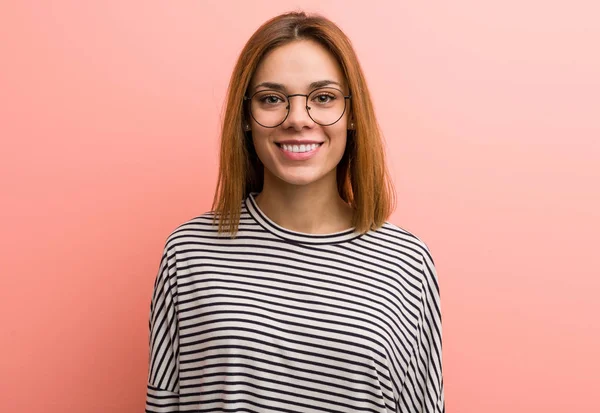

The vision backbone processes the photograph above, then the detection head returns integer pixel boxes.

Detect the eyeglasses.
[243,87,351,128]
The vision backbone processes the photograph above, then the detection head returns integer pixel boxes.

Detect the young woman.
[146,11,444,413]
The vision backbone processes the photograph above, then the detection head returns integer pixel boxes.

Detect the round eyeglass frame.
[243,88,352,128]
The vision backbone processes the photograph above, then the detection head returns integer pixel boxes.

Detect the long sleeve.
[397,246,445,412]
[145,247,181,413]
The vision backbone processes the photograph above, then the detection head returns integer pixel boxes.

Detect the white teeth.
[281,143,321,153]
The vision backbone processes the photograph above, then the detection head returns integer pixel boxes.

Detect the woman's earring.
[349,121,355,130]
[244,123,250,131]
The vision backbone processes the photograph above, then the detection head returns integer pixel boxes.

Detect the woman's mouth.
[276,142,323,153]
[275,142,323,160]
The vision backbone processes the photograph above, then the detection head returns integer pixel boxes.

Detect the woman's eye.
[314,94,334,103]
[261,95,283,104]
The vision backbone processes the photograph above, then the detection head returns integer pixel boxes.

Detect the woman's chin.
[273,170,328,187]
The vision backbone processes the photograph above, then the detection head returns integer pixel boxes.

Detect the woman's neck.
[254,174,354,234]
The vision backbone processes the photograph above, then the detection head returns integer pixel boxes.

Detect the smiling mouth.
[275,142,323,153]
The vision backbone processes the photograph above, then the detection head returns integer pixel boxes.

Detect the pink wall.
[1,1,598,411]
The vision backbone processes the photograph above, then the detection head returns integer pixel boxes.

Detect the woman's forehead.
[250,40,347,91]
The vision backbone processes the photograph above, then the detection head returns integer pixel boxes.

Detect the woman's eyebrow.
[253,80,343,92]
[309,80,343,89]
[254,82,286,92]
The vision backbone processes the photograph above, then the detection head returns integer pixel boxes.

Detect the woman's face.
[247,40,350,189]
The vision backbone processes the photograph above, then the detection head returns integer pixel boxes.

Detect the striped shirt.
[145,193,444,413]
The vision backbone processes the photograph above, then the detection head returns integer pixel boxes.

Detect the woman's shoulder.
[159,202,258,251]
[160,210,222,250]
[369,220,435,262]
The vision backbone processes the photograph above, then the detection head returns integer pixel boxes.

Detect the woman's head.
[213,11,395,235]
[247,39,350,191]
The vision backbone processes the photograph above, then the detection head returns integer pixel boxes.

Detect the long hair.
[212,11,396,236]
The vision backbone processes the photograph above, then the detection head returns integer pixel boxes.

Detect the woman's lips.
[276,142,323,161]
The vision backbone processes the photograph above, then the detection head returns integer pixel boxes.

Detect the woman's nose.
[282,95,314,130]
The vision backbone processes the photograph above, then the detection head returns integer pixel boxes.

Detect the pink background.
[1,1,598,412]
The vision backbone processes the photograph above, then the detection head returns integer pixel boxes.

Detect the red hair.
[212,11,396,236]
